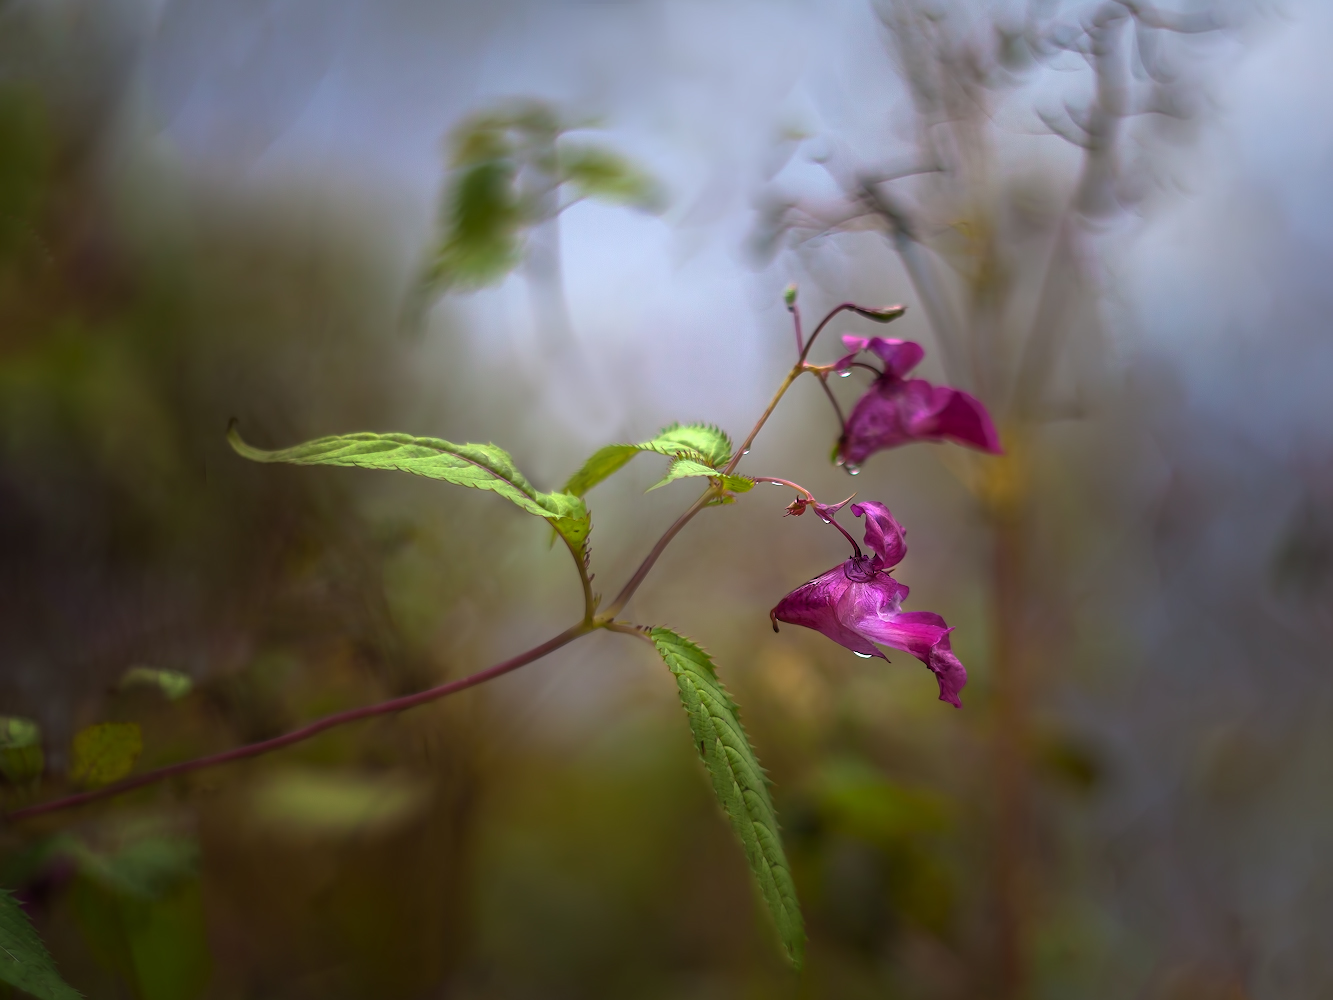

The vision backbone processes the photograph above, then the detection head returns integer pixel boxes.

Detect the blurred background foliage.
[1,0,1331,998]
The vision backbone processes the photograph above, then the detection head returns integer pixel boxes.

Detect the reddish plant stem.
[8,297,887,823]
[6,621,593,823]
[751,476,815,500]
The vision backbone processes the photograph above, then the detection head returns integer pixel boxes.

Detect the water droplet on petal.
[837,370,852,378]
[847,465,861,476]
[854,651,873,659]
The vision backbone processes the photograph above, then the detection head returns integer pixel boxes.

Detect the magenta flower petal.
[861,338,924,378]
[833,336,925,379]
[850,501,907,569]
[844,603,967,709]
[841,378,1002,464]
[770,564,886,659]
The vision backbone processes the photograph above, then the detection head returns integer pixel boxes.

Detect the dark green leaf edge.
[649,627,804,970]
[0,889,82,1000]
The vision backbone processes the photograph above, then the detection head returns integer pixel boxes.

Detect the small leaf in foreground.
[649,628,804,969]
[69,723,142,788]
[648,458,753,495]
[0,717,44,784]
[562,424,734,498]
[0,889,82,999]
[118,667,193,702]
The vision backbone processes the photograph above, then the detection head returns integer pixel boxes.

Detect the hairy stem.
[561,533,597,623]
[6,621,594,822]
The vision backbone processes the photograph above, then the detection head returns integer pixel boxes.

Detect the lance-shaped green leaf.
[562,424,733,498]
[648,458,753,495]
[650,628,804,969]
[228,427,591,558]
[0,890,82,999]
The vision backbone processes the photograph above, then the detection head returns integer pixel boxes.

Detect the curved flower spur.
[769,497,968,707]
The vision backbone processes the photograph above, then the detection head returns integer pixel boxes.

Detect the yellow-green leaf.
[562,423,734,498]
[228,426,591,561]
[70,723,142,788]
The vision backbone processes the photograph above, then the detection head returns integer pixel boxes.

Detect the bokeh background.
[2,0,1331,997]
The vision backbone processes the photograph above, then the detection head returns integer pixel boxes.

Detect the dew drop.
[854,651,873,659]
[847,466,861,476]
[837,370,852,378]
[742,449,750,455]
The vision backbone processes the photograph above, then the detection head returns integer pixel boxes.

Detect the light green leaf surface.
[558,143,665,212]
[562,424,733,498]
[0,889,82,999]
[119,667,193,702]
[229,427,591,559]
[648,457,753,495]
[69,723,142,788]
[650,628,804,969]
[0,717,44,784]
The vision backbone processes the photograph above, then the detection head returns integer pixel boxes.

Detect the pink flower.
[770,501,967,707]
[834,336,1001,468]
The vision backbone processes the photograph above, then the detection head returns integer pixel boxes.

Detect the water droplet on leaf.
[854,651,873,659]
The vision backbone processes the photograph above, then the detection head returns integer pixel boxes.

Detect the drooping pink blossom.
[770,500,967,707]
[833,336,1001,467]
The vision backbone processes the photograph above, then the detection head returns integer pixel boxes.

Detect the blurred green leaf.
[69,723,142,788]
[72,837,198,900]
[0,889,82,1000]
[649,628,804,969]
[558,143,664,213]
[562,423,734,497]
[247,768,430,836]
[648,458,752,495]
[118,668,193,702]
[0,87,51,259]
[430,159,524,290]
[229,426,591,559]
[0,717,44,784]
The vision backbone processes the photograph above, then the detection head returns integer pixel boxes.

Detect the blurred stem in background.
[759,0,1225,992]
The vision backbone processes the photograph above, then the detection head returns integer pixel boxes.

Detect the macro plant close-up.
[3,0,1333,998]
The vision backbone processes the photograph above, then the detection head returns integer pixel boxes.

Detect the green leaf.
[561,424,733,498]
[430,159,524,290]
[0,717,44,784]
[558,143,665,213]
[648,457,753,495]
[118,668,193,702]
[228,426,591,559]
[649,628,804,969]
[69,723,142,788]
[0,889,82,999]
[71,837,199,901]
